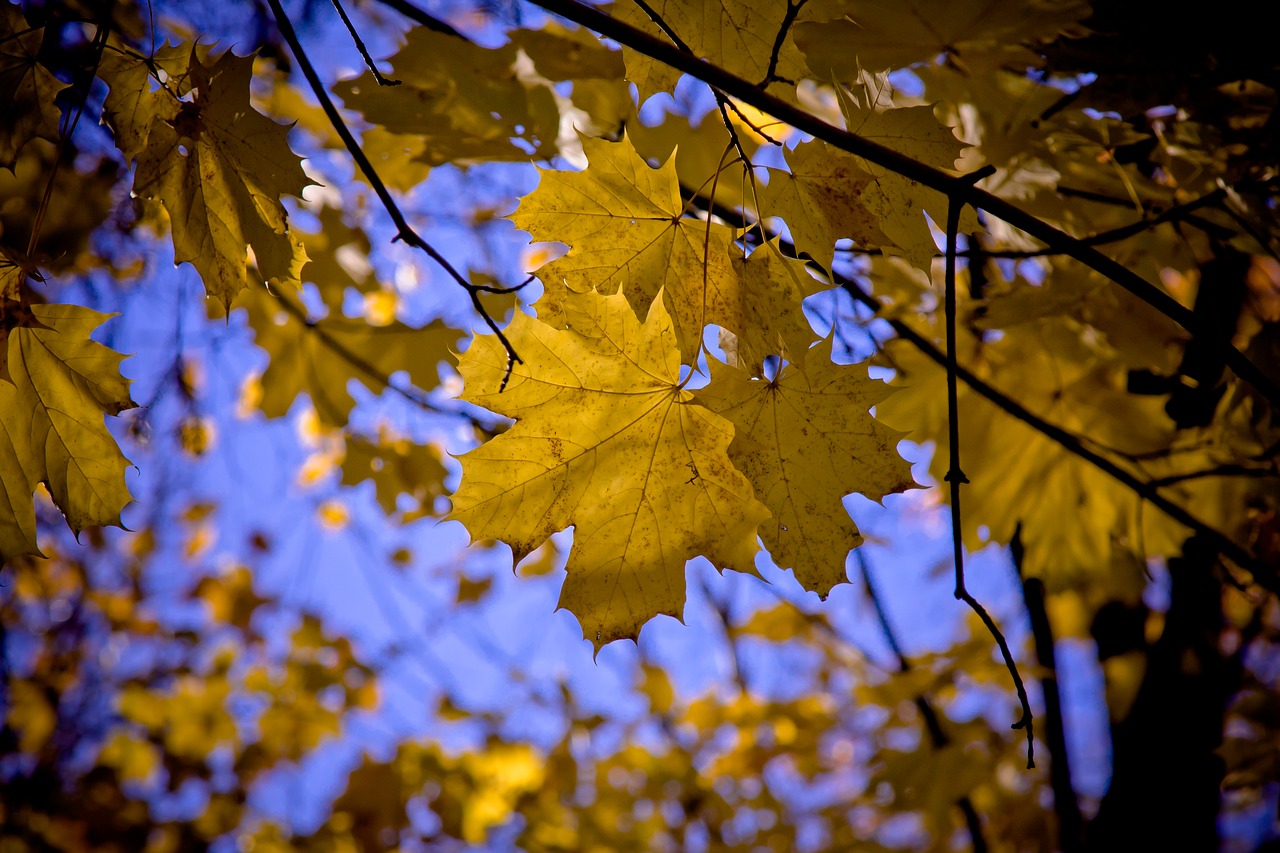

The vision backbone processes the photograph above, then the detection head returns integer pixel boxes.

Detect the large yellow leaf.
[697,339,916,595]
[0,304,135,560]
[0,4,67,170]
[449,290,768,649]
[876,314,1240,596]
[102,47,309,307]
[513,134,808,362]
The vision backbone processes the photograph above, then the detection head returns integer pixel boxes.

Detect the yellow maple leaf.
[697,338,916,595]
[0,5,68,170]
[0,304,135,560]
[449,290,768,650]
[334,27,561,165]
[341,434,448,521]
[514,134,808,362]
[101,47,309,307]
[760,140,886,267]
[876,314,1238,596]
[613,0,825,101]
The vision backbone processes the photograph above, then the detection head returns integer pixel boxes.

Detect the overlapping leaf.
[0,4,66,170]
[876,313,1239,594]
[759,87,973,270]
[334,28,562,165]
[0,305,135,560]
[342,434,448,522]
[697,339,915,595]
[449,290,768,649]
[760,141,884,267]
[101,46,309,307]
[513,134,809,362]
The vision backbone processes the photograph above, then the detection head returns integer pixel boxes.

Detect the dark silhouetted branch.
[522,0,1280,414]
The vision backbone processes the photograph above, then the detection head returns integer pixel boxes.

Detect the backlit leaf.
[0,304,135,560]
[697,338,915,595]
[449,290,768,649]
[102,46,309,306]
[0,5,67,170]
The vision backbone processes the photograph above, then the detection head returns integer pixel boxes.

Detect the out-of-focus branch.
[265,0,523,387]
[858,551,989,853]
[1013,530,1083,853]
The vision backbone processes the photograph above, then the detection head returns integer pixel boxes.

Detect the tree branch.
[267,288,489,427]
[521,0,1280,414]
[265,0,523,388]
[330,0,400,86]
[682,185,1277,596]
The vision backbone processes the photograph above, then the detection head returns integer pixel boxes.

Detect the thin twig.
[720,97,782,146]
[28,10,112,259]
[762,0,807,86]
[1145,463,1278,489]
[522,0,1280,413]
[628,0,756,164]
[264,0,522,389]
[267,288,487,426]
[330,0,400,86]
[943,176,1036,769]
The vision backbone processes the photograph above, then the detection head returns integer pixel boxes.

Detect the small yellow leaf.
[178,415,216,456]
[6,681,55,754]
[697,338,916,596]
[456,575,493,604]
[317,498,350,530]
[99,731,161,784]
[362,289,399,326]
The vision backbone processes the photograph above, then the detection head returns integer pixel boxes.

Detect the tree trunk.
[1087,535,1242,850]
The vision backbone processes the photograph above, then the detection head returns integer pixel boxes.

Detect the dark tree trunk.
[1087,535,1242,851]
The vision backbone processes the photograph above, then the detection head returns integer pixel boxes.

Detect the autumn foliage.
[2,0,1280,850]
